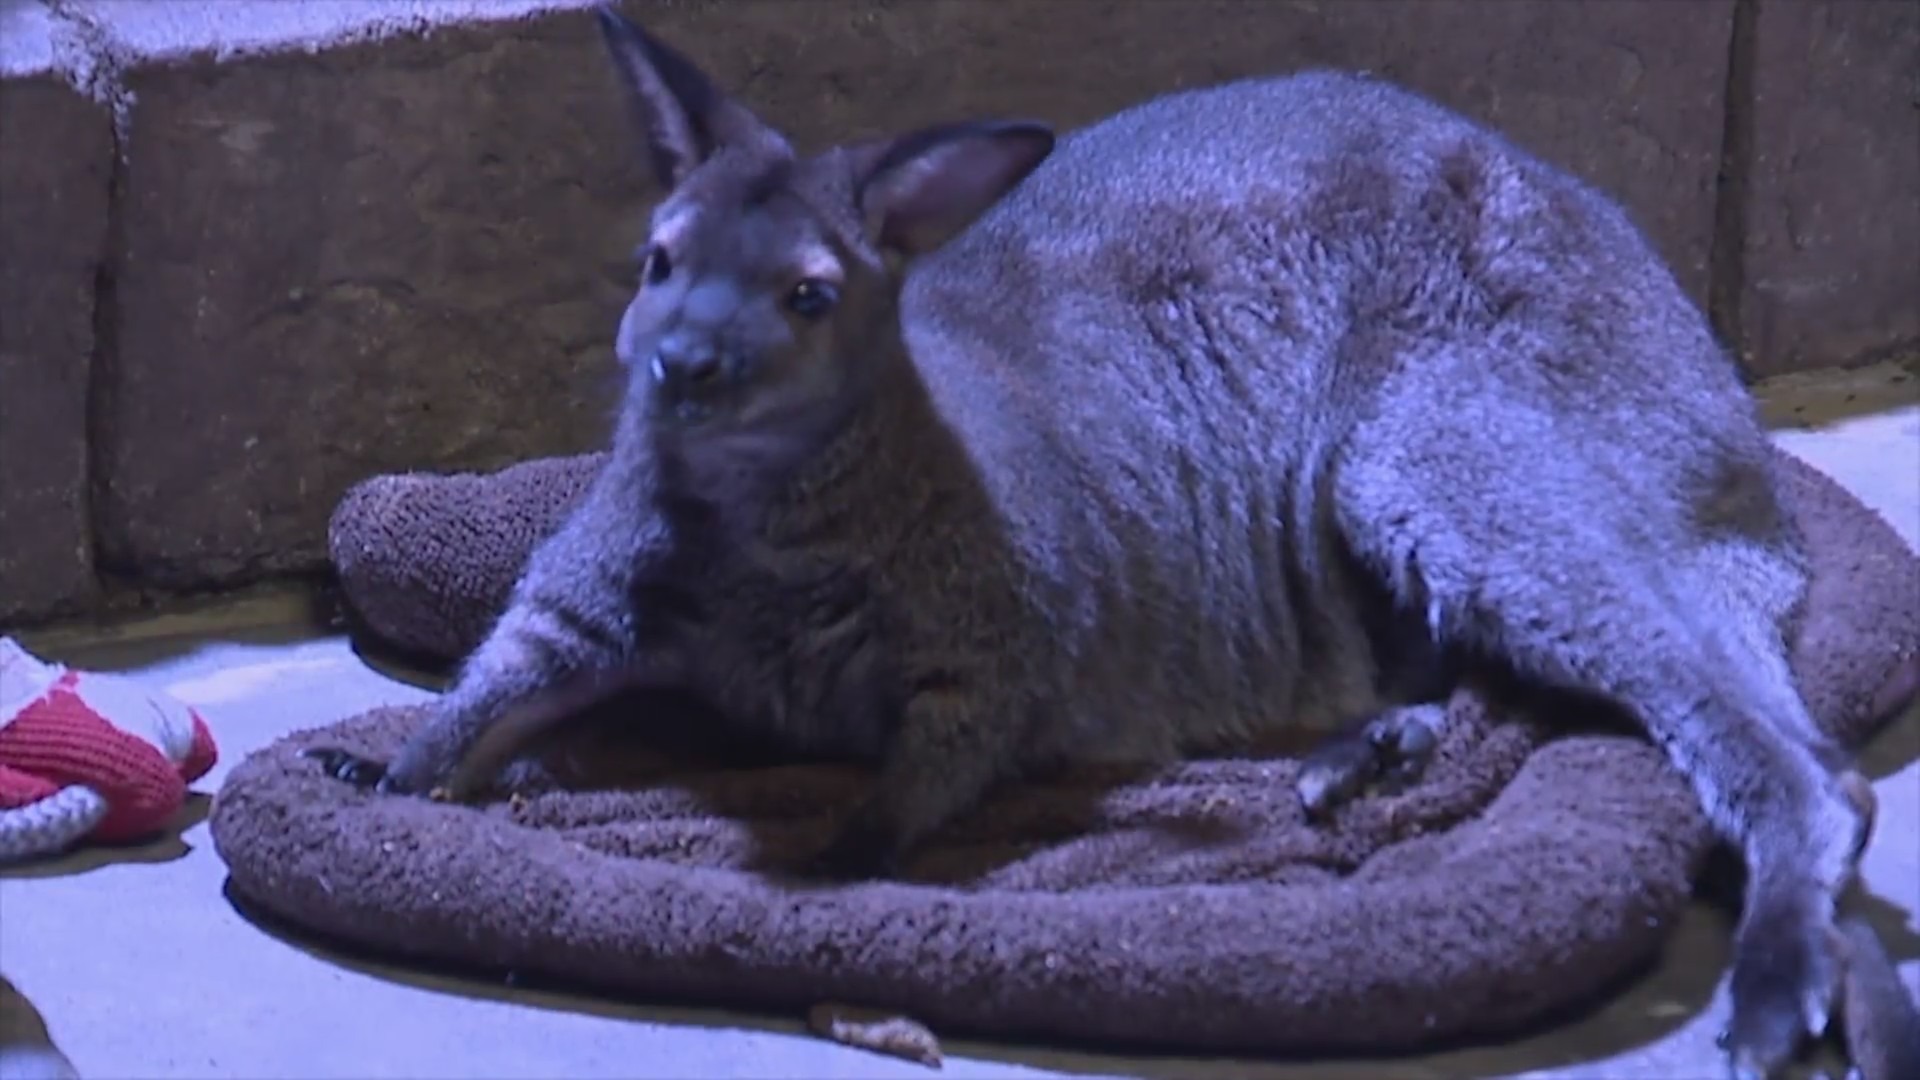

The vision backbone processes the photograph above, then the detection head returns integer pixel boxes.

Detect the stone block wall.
[0,1,112,621]
[1727,1,1920,376]
[0,0,1914,625]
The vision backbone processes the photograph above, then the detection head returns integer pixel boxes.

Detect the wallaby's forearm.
[315,433,683,798]
[412,444,678,786]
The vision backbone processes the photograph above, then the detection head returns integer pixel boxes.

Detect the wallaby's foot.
[1721,891,1845,1080]
[804,801,904,881]
[303,746,391,790]
[1718,772,1863,1079]
[1295,703,1447,820]
[1706,766,1864,1080]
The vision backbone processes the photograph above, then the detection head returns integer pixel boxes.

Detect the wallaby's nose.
[649,344,725,390]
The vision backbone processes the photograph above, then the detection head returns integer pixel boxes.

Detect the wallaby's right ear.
[593,5,790,189]
[853,120,1056,257]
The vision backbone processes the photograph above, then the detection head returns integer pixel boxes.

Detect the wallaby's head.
[593,6,1054,448]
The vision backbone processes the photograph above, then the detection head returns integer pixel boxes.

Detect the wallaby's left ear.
[593,4,790,190]
[854,120,1056,257]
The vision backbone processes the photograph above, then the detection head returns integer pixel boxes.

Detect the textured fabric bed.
[207,446,1919,1055]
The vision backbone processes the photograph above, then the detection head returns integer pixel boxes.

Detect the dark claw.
[1296,735,1382,821]
[1369,714,1438,795]
[301,746,390,790]
[1374,711,1439,786]
[1297,706,1444,817]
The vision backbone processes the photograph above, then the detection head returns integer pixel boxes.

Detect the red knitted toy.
[0,637,218,862]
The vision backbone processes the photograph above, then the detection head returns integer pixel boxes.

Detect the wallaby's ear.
[593,5,790,189]
[854,120,1055,257]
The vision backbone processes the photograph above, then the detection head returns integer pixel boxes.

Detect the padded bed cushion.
[208,447,1920,1055]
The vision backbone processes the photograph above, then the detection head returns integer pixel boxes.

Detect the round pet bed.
[208,447,1920,1055]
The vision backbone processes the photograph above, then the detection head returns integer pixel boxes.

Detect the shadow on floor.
[1755,354,1920,430]
[0,796,211,881]
[1854,700,1920,784]
[12,581,348,674]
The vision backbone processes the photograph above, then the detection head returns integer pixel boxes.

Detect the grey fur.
[311,8,1899,1077]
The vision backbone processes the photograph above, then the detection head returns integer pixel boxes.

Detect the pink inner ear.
[866,127,1053,255]
[883,149,977,220]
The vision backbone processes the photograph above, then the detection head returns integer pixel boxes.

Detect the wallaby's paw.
[1721,902,1843,1080]
[378,737,462,798]
[302,746,390,790]
[301,742,452,798]
[1295,734,1376,820]
[1295,704,1446,820]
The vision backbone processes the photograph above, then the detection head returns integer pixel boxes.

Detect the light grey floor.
[3,365,1916,1080]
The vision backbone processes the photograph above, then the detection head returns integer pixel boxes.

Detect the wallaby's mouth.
[646,350,747,426]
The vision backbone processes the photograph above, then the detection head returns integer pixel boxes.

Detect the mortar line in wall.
[42,0,135,589]
[1708,0,1760,382]
[82,129,128,587]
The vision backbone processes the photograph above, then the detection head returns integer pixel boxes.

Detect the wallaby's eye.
[787,279,838,321]
[639,245,673,287]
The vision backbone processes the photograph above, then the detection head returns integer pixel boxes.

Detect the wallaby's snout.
[637,304,745,421]
[618,250,852,434]
[614,228,830,430]
[649,336,726,392]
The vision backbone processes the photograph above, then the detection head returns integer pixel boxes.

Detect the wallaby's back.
[898,70,1786,758]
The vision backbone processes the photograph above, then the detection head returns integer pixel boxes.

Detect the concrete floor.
[2,363,1916,1080]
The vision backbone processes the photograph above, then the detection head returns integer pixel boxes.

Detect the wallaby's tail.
[1834,911,1920,1080]
[0,973,81,1079]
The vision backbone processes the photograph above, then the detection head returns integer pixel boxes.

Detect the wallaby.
[308,7,1906,1077]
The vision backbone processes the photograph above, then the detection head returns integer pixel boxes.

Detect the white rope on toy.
[0,785,109,864]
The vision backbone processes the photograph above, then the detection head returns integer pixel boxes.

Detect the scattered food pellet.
[806,1003,943,1069]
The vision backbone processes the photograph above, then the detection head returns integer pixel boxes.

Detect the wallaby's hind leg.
[1335,438,1864,1080]
[1295,702,1451,819]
